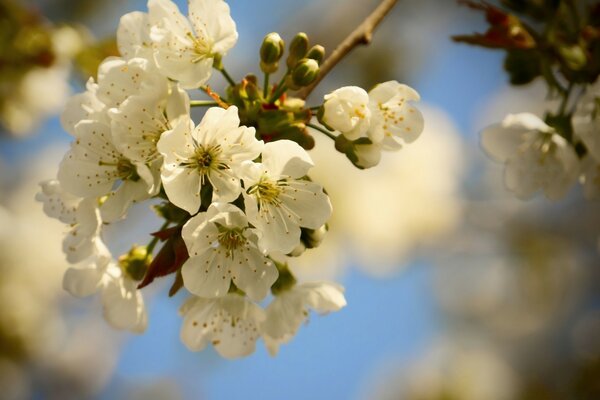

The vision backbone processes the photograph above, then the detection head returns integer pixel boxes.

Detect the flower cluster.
[37,0,423,358]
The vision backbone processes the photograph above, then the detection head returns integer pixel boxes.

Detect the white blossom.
[179,294,264,359]
[181,203,278,301]
[261,282,346,356]
[117,11,155,60]
[322,86,371,140]
[62,198,103,264]
[148,0,238,88]
[57,120,160,223]
[96,57,168,110]
[157,105,262,214]
[63,245,148,333]
[36,179,81,225]
[481,113,579,200]
[110,83,190,164]
[367,80,424,149]
[242,140,332,254]
[61,78,106,136]
[573,79,600,160]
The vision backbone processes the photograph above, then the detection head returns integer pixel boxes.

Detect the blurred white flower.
[63,244,148,333]
[481,113,579,200]
[1,66,70,135]
[261,281,346,356]
[179,294,264,359]
[368,339,517,400]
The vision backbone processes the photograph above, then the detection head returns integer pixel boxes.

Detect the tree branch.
[297,0,398,99]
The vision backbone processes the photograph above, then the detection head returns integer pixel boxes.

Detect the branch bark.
[297,0,399,99]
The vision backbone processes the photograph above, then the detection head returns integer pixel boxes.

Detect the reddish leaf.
[138,229,189,289]
[454,0,536,50]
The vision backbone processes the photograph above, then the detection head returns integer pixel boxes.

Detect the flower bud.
[291,58,319,88]
[301,225,328,249]
[119,245,151,281]
[286,32,309,69]
[306,45,325,65]
[243,74,261,100]
[260,32,284,73]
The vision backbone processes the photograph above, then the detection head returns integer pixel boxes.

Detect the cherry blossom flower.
[36,179,81,225]
[322,86,371,140]
[368,81,424,149]
[481,113,579,200]
[63,247,148,333]
[179,294,264,359]
[242,140,332,254]
[157,105,262,214]
[110,83,190,164]
[57,120,159,222]
[148,0,238,88]
[261,282,346,356]
[181,203,277,301]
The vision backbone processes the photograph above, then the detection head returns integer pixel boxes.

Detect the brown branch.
[298,0,399,99]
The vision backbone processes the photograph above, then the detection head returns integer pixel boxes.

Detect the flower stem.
[298,0,398,99]
[263,72,270,98]
[307,122,337,141]
[190,100,220,107]
[218,66,237,87]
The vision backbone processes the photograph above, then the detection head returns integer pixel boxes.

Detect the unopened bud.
[301,225,328,249]
[243,77,261,100]
[306,45,325,65]
[118,245,151,281]
[260,32,284,73]
[291,58,319,87]
[286,32,309,69]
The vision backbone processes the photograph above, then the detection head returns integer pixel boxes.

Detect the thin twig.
[298,0,398,99]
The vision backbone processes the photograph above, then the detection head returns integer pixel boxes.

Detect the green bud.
[291,58,319,87]
[306,45,325,65]
[300,225,328,249]
[559,44,587,71]
[242,74,261,100]
[118,245,151,281]
[286,32,309,69]
[260,32,284,73]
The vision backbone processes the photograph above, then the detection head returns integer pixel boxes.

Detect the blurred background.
[1,0,599,399]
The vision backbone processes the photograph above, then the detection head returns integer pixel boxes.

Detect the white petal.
[181,248,231,298]
[262,140,314,178]
[232,247,278,302]
[280,180,332,230]
[63,266,103,297]
[101,272,147,333]
[188,0,238,55]
[117,11,154,59]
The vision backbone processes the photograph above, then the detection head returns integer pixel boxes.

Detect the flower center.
[247,177,283,207]
[217,227,247,257]
[186,32,212,63]
[116,158,140,181]
[192,144,224,174]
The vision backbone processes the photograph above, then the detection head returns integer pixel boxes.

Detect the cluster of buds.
[456,0,600,201]
[36,0,423,358]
